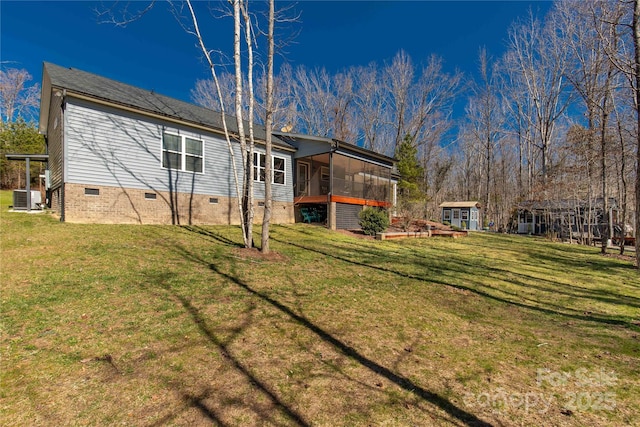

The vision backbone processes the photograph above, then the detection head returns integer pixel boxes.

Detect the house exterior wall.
[62,182,293,225]
[47,93,64,214]
[53,96,294,224]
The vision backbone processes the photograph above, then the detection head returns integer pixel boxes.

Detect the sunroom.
[274,132,398,230]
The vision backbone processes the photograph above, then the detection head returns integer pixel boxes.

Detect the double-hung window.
[162,132,203,173]
[253,153,286,185]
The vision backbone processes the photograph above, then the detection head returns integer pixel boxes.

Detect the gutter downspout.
[60,89,66,222]
[328,140,338,230]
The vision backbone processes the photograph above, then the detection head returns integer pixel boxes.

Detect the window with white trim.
[253,153,286,185]
[320,166,330,182]
[470,210,478,221]
[162,132,203,173]
[443,209,451,221]
[461,210,469,221]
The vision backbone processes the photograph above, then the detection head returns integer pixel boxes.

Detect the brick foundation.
[60,183,294,225]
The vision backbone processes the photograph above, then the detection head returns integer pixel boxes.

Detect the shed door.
[451,209,461,228]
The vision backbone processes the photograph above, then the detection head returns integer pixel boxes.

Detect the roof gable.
[439,201,481,209]
[273,131,396,168]
[517,198,619,210]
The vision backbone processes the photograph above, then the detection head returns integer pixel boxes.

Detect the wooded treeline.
[0,68,45,189]
[192,0,638,241]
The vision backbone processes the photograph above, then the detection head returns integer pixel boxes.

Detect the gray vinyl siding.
[47,98,64,189]
[63,98,293,202]
[251,149,293,202]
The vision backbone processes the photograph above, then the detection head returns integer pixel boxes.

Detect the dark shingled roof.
[43,62,292,150]
[273,131,396,167]
[517,198,619,211]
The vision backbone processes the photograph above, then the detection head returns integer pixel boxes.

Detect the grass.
[1,190,638,426]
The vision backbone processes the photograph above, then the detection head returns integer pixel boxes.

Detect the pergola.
[4,153,49,211]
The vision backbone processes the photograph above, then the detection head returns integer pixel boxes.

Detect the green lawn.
[1,192,638,426]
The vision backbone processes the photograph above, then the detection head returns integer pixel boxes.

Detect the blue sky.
[1,1,552,114]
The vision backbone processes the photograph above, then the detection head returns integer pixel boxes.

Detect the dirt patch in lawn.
[603,252,637,266]
[335,229,375,240]
[232,247,289,262]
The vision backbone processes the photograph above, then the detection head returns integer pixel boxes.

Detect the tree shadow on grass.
[467,232,634,269]
[140,269,311,427]
[148,388,229,427]
[180,225,245,248]
[271,227,635,327]
[169,235,494,427]
[529,249,636,273]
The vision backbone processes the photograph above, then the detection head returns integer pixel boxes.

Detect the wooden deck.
[295,195,329,204]
[295,194,391,207]
[376,229,468,240]
[431,229,469,238]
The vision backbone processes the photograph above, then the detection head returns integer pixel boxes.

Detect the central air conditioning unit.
[12,190,42,210]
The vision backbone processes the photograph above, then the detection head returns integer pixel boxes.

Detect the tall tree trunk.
[600,111,609,254]
[600,61,614,255]
[185,0,246,240]
[232,0,252,248]
[614,101,628,255]
[241,1,255,247]
[633,0,640,269]
[261,0,275,254]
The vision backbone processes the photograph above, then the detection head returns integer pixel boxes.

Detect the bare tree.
[409,55,462,210]
[100,0,278,248]
[331,70,357,142]
[291,66,335,137]
[562,124,599,243]
[611,95,634,254]
[0,68,40,123]
[501,52,537,200]
[352,63,388,152]
[191,73,245,117]
[506,10,571,188]
[555,0,623,253]
[582,0,640,266]
[455,123,485,203]
[270,62,298,131]
[239,0,257,247]
[408,55,461,146]
[261,0,275,254]
[632,0,640,267]
[183,0,247,241]
[464,48,506,225]
[385,50,414,153]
